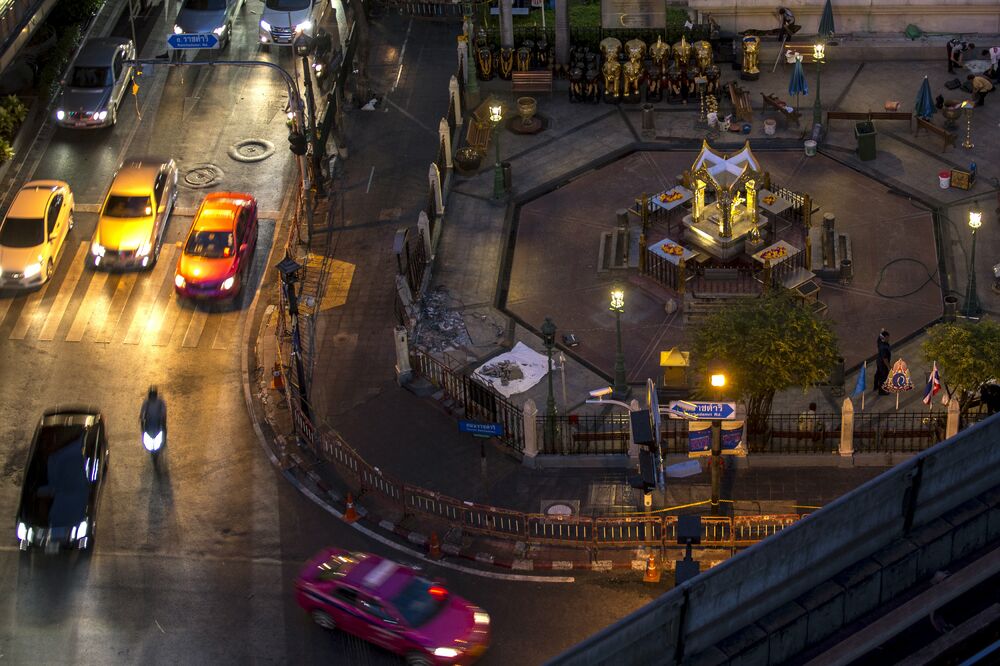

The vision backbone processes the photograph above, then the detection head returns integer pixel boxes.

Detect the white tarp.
[473,342,549,398]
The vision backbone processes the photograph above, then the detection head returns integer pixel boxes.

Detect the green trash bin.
[855,121,877,161]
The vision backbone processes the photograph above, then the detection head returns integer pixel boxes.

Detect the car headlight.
[137,241,151,257]
[56,109,65,120]
[91,242,105,257]
[77,520,87,540]
[17,522,26,541]
[96,110,108,121]
[433,648,460,658]
[221,276,235,290]
[474,611,490,625]
[213,25,226,36]
[174,274,185,288]
[22,263,41,278]
[260,19,271,31]
[294,20,312,34]
[173,24,184,35]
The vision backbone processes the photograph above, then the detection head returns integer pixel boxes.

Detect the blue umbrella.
[818,0,836,38]
[915,76,935,120]
[788,55,809,110]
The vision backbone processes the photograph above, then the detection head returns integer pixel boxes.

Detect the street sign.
[666,400,737,420]
[458,420,503,438]
[647,378,661,447]
[167,33,220,50]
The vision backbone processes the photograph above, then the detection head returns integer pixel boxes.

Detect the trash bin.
[502,161,512,192]
[943,294,959,322]
[641,103,655,132]
[854,121,877,161]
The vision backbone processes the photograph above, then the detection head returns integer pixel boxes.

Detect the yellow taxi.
[89,158,177,270]
[0,180,74,288]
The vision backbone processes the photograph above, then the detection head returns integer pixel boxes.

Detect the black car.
[16,407,109,553]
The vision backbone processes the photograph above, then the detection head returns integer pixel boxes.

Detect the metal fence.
[538,413,631,455]
[853,411,947,453]
[480,25,716,52]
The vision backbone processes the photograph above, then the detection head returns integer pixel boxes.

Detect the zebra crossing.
[0,242,250,350]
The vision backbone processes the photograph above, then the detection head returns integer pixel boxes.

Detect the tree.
[922,321,1000,413]
[691,294,839,434]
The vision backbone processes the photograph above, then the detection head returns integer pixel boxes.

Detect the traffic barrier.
[643,553,661,583]
[344,493,359,523]
[270,361,284,390]
[428,532,443,559]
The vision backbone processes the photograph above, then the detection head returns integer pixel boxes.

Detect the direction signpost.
[167,33,220,50]
[666,400,737,420]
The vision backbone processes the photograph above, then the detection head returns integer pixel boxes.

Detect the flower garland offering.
[762,195,776,205]
[760,246,788,261]
[659,190,684,203]
[661,242,684,256]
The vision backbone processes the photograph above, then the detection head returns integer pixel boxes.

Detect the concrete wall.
[547,413,1000,665]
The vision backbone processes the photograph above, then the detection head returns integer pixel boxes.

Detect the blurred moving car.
[0,180,74,288]
[54,38,136,129]
[172,0,244,50]
[90,158,177,270]
[174,192,258,299]
[295,549,490,665]
[15,407,109,553]
[258,0,326,48]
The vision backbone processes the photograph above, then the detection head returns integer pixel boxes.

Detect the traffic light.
[288,131,307,156]
[629,449,657,493]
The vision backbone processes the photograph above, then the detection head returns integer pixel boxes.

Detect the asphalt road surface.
[0,4,656,664]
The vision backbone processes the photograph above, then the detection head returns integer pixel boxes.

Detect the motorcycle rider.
[140,386,167,443]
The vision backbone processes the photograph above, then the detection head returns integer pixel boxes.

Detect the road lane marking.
[391,19,412,94]
[8,280,51,340]
[123,246,176,344]
[65,271,109,341]
[0,293,16,325]
[211,309,240,350]
[151,293,185,346]
[38,242,89,341]
[95,273,137,343]
[182,305,210,347]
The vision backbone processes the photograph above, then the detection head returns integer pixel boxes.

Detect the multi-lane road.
[0,3,656,664]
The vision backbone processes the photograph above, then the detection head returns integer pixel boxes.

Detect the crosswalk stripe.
[38,242,89,341]
[65,271,109,342]
[95,273,138,344]
[123,247,176,345]
[211,309,240,350]
[151,290,185,346]
[142,267,182,346]
[9,280,52,340]
[182,306,210,348]
[0,293,15,326]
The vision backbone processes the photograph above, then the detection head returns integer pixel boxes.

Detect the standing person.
[948,38,975,74]
[874,329,891,395]
[968,74,995,106]
[983,46,1000,79]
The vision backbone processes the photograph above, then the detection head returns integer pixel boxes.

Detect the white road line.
[65,271,109,342]
[38,242,89,341]
[95,272,137,343]
[152,294,185,346]
[8,280,51,340]
[391,19,413,94]
[0,293,16,325]
[366,166,375,193]
[211,309,240,350]
[123,247,176,344]
[182,305,210,348]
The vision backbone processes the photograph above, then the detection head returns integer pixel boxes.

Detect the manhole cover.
[228,138,275,163]
[183,163,224,189]
[546,503,573,516]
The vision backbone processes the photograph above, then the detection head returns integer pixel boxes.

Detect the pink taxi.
[295,549,490,665]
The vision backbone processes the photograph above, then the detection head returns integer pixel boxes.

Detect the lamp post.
[962,205,983,317]
[610,286,628,399]
[541,317,558,450]
[812,42,825,127]
[961,101,975,149]
[708,359,727,516]
[277,253,311,423]
[490,102,504,199]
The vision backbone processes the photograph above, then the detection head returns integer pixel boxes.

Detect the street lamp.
[490,102,504,200]
[812,42,826,127]
[541,317,558,450]
[707,358,727,515]
[962,205,983,317]
[277,253,311,423]
[610,286,628,399]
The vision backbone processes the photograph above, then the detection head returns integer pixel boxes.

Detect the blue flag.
[852,361,866,397]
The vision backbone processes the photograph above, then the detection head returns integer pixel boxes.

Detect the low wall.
[546,413,1000,665]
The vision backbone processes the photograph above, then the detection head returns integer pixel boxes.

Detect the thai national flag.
[923,362,941,405]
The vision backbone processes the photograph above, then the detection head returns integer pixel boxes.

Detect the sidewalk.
[255,22,1000,567]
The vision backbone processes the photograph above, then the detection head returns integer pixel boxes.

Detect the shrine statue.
[705,64,721,96]
[516,46,531,72]
[475,28,488,50]
[476,46,494,81]
[666,64,682,101]
[649,36,670,68]
[693,40,713,73]
[672,36,692,68]
[584,67,601,103]
[625,38,647,64]
[741,36,760,80]
[646,63,663,102]
[535,39,549,68]
[569,65,585,103]
[623,58,643,99]
[498,47,514,80]
[602,59,622,99]
[600,37,622,63]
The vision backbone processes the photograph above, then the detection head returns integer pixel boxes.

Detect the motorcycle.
[141,417,166,457]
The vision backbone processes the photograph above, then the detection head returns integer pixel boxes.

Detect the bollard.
[502,161,512,192]
[839,258,853,285]
[642,103,656,134]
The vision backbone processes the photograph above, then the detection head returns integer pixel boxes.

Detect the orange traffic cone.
[270,361,285,391]
[643,553,661,583]
[343,493,359,523]
[428,532,443,559]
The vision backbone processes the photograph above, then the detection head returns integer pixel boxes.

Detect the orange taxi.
[174,192,257,299]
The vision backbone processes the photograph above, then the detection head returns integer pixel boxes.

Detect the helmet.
[148,386,158,399]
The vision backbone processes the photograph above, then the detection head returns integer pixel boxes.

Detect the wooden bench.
[913,117,957,152]
[512,70,553,93]
[704,267,740,281]
[727,81,753,121]
[465,96,496,154]
[761,93,801,126]
[826,110,913,127]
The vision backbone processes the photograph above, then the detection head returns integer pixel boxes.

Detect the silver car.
[55,38,135,129]
[173,0,244,50]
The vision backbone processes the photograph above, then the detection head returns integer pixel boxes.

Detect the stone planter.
[454,147,482,174]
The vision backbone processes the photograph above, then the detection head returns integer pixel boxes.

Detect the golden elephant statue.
[625,38,647,63]
[602,59,622,98]
[693,40,713,73]
[599,37,622,63]
[672,36,692,68]
[649,36,670,68]
[623,58,643,97]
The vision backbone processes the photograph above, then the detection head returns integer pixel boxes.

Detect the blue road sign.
[458,420,504,437]
[167,33,219,50]
[667,401,737,420]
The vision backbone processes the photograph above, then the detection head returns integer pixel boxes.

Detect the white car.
[258,0,327,48]
[0,180,74,288]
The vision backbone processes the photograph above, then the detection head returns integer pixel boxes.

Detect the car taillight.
[428,585,448,600]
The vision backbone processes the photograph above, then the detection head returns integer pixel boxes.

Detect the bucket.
[804,139,817,156]
[939,170,951,189]
[763,118,777,136]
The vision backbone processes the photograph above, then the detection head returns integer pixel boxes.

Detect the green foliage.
[692,294,839,429]
[0,138,13,163]
[0,95,28,139]
[39,24,82,101]
[49,0,103,27]
[922,321,1000,410]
